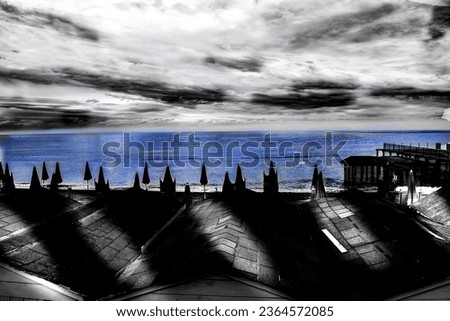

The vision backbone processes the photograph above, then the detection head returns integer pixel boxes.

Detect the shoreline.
[10,183,348,194]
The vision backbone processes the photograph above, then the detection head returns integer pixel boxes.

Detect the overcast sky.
[0,0,449,132]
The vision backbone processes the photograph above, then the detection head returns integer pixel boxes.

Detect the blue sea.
[1,131,450,192]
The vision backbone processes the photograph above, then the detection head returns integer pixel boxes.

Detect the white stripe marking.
[322,229,347,253]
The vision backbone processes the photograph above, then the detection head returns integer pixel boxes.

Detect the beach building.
[342,143,450,189]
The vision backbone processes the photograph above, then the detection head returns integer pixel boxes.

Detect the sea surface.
[1,131,450,192]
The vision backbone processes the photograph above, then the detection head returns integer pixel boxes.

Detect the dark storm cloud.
[58,68,226,105]
[291,3,398,46]
[38,12,99,41]
[0,68,227,105]
[0,0,19,15]
[0,96,81,106]
[291,80,360,91]
[408,0,450,41]
[251,91,355,110]
[127,105,166,113]
[0,102,108,129]
[0,0,99,41]
[251,80,358,110]
[370,87,450,102]
[204,56,263,72]
[429,5,450,40]
[0,68,65,85]
[347,20,424,43]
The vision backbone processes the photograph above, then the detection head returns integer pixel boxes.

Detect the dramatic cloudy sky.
[0,0,449,131]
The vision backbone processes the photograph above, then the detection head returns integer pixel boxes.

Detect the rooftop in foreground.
[0,188,450,300]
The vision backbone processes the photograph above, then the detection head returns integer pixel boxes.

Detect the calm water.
[1,131,450,192]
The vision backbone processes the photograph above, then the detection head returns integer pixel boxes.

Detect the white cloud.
[0,0,449,130]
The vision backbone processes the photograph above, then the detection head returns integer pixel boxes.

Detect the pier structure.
[342,142,450,189]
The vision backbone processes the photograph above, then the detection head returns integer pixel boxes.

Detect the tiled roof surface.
[117,192,324,299]
[411,187,450,241]
[412,187,450,225]
[116,190,450,300]
[0,263,81,301]
[0,189,180,299]
[1,188,450,300]
[304,191,450,298]
[113,274,292,301]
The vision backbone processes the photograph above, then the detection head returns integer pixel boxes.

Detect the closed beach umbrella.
[222,171,233,194]
[95,166,110,192]
[163,165,173,184]
[406,169,418,205]
[84,162,93,190]
[200,163,208,199]
[184,183,192,205]
[315,171,327,200]
[160,165,175,195]
[133,172,141,190]
[3,163,12,192]
[4,163,10,178]
[30,166,42,191]
[84,162,93,181]
[50,173,58,191]
[142,162,150,190]
[7,172,15,193]
[311,164,319,189]
[54,162,63,184]
[41,162,49,185]
[263,160,278,195]
[2,164,13,193]
[98,166,106,186]
[235,164,246,191]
